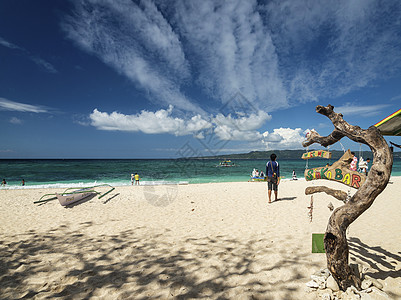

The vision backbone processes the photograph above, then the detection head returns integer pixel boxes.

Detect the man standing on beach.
[266,153,280,203]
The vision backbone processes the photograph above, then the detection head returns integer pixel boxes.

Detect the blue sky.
[1,0,400,159]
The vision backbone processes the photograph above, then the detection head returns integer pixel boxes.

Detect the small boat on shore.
[250,176,267,182]
[55,187,96,206]
[35,184,115,206]
[249,168,266,181]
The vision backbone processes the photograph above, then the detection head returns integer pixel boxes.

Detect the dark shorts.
[267,177,278,191]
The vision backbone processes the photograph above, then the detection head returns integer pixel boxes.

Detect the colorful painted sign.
[302,150,332,160]
[304,166,366,189]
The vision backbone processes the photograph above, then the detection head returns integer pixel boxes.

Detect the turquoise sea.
[1,158,401,189]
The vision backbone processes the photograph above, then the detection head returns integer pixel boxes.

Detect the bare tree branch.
[302,128,345,148]
[303,104,393,291]
[305,186,347,202]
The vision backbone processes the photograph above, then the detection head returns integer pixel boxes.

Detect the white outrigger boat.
[35,184,115,206]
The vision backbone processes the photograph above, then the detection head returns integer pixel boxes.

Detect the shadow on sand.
[0,223,321,299]
[270,197,296,203]
[348,237,401,298]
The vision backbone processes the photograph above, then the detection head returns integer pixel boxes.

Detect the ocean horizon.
[1,158,401,189]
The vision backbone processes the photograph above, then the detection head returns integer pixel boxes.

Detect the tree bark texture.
[303,105,393,291]
[305,186,348,202]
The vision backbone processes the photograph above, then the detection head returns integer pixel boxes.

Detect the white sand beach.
[0,178,400,299]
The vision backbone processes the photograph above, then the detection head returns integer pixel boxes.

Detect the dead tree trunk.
[303,105,393,291]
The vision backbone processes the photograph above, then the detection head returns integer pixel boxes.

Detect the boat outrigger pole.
[34,184,115,205]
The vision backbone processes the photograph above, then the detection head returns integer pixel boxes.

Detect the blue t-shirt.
[266,160,280,178]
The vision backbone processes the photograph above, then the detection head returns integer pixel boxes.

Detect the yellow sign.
[302,150,332,160]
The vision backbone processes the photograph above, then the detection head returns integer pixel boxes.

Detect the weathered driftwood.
[303,105,393,291]
[304,150,366,189]
[305,186,348,202]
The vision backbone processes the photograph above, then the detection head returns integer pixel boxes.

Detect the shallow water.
[1,158,400,189]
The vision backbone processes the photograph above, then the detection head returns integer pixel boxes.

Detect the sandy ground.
[0,177,400,299]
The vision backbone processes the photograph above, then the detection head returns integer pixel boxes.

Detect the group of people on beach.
[350,152,371,175]
[1,179,25,186]
[321,152,370,176]
[251,169,265,178]
[131,173,140,185]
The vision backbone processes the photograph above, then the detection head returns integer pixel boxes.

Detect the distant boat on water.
[217,159,236,167]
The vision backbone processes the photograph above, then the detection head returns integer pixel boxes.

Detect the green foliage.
[199,150,374,160]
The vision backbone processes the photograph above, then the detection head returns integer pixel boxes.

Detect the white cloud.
[0,36,57,73]
[90,105,211,135]
[262,128,305,150]
[336,103,390,117]
[9,117,23,124]
[212,110,271,141]
[390,94,401,102]
[208,127,307,153]
[90,105,272,142]
[64,0,401,118]
[0,98,49,113]
[173,0,288,111]
[213,111,271,131]
[62,0,290,113]
[30,57,58,74]
[62,0,201,114]
[89,105,308,153]
[214,125,262,141]
[262,131,283,143]
[0,36,22,50]
[72,114,91,126]
[264,0,401,101]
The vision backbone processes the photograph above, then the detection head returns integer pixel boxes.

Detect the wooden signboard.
[302,150,332,160]
[304,150,366,189]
